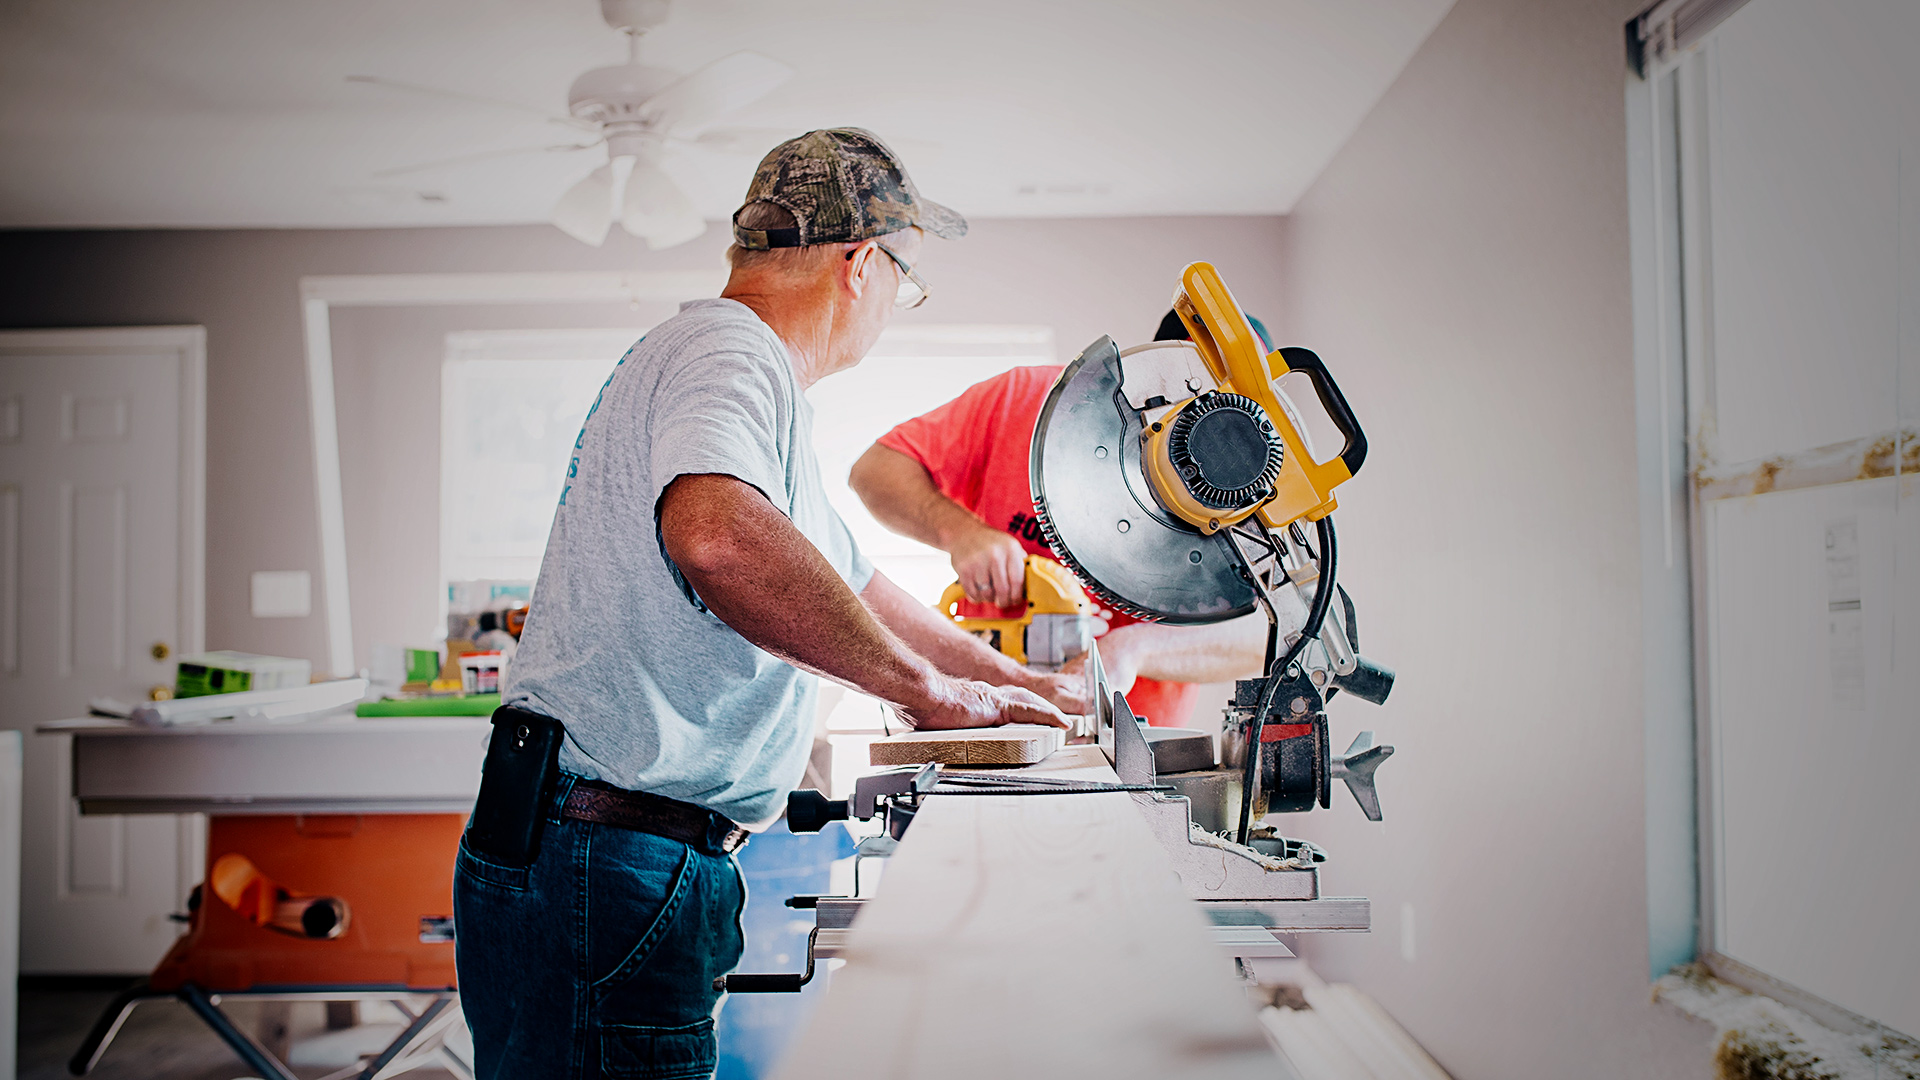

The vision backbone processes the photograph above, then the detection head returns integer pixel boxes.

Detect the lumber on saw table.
[776,745,1284,1080]
[867,724,1064,766]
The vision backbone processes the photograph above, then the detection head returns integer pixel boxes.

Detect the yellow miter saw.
[1031,262,1397,847]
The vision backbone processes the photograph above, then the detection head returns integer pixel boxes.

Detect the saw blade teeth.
[1030,493,1163,623]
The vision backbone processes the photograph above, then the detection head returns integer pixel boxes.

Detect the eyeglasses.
[847,240,931,309]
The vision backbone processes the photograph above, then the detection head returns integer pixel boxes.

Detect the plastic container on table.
[458,651,504,695]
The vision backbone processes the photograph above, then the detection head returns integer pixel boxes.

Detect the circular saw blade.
[1029,336,1258,623]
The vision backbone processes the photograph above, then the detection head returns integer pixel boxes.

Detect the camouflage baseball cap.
[732,127,967,250]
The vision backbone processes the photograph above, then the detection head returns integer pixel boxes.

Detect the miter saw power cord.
[1236,514,1339,847]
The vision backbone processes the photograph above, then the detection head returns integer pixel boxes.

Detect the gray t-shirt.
[505,298,873,825]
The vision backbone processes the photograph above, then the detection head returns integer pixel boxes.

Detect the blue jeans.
[454,774,747,1080]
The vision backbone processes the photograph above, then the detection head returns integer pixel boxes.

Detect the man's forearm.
[1104,614,1269,684]
[848,444,984,549]
[658,474,940,708]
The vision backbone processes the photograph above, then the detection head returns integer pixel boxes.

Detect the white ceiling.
[0,0,1454,230]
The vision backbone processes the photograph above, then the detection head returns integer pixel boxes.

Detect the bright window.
[1630,0,1918,1035]
[441,329,648,589]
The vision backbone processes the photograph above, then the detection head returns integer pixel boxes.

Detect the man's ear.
[842,242,877,300]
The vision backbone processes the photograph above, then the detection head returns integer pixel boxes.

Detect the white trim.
[298,270,725,677]
[300,298,354,679]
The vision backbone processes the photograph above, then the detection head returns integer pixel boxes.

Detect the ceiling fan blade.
[345,75,596,131]
[553,165,616,246]
[635,52,793,135]
[372,142,600,179]
[621,164,707,250]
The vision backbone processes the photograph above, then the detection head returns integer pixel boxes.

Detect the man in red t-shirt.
[850,314,1274,726]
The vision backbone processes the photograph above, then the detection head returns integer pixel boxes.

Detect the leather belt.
[561,778,750,855]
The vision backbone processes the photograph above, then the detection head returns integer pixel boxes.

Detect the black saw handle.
[1277,347,1368,478]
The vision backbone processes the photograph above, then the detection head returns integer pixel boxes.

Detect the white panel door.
[0,328,204,974]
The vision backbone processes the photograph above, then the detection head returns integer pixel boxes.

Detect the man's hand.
[1022,663,1092,717]
[899,677,1070,731]
[950,523,1027,608]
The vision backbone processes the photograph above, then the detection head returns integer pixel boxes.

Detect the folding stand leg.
[356,994,453,1080]
[79,984,467,1080]
[67,979,169,1076]
[177,983,300,1080]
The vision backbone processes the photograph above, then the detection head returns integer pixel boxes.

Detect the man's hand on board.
[898,677,1070,731]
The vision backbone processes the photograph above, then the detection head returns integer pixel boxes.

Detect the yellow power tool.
[938,555,1095,672]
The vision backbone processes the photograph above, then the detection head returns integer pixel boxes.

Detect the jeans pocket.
[589,834,695,990]
[456,836,530,894]
[600,1017,716,1080]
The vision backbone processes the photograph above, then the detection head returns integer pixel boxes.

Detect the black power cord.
[1236,515,1338,846]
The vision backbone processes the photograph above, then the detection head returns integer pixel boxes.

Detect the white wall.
[1276,0,1715,1075]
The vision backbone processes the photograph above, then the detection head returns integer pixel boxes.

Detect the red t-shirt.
[877,365,1199,727]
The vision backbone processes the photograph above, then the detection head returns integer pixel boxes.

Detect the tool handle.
[717,927,820,994]
[1274,347,1368,479]
[785,789,848,834]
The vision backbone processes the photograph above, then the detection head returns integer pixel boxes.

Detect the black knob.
[786,789,848,833]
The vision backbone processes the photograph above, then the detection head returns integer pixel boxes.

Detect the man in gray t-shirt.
[454,129,1086,1080]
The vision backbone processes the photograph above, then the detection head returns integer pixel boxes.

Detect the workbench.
[776,744,1300,1080]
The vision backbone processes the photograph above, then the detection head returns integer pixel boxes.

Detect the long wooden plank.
[775,745,1288,1079]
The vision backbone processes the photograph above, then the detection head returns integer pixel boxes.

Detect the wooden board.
[775,745,1287,1080]
[868,724,1065,766]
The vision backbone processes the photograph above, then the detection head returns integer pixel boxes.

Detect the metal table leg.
[356,994,452,1080]
[67,979,169,1076]
[178,983,301,1080]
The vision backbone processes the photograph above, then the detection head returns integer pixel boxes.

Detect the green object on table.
[355,693,500,717]
[404,647,440,684]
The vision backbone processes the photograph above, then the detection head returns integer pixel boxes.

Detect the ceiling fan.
[349,0,792,249]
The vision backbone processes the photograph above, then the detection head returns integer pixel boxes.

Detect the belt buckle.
[720,826,750,854]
